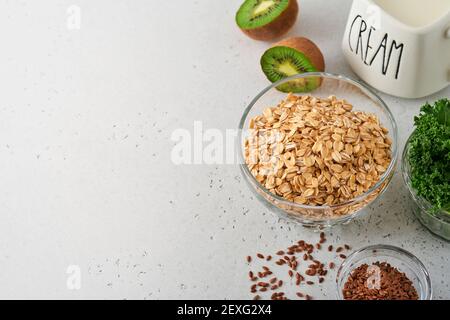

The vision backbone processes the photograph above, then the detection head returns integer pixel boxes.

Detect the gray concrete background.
[0,0,448,299]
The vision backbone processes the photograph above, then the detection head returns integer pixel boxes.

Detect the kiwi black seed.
[260,37,325,93]
[236,0,298,41]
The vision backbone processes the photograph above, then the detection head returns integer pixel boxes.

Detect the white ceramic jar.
[342,0,450,98]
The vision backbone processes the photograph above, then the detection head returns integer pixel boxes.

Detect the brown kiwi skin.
[275,37,325,71]
[240,0,299,41]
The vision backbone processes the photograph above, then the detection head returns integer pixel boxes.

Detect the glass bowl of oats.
[237,73,398,228]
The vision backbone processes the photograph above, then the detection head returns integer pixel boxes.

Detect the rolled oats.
[244,94,392,218]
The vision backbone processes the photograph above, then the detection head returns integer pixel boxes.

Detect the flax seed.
[247,256,252,263]
[306,269,317,276]
[257,253,264,259]
[342,262,418,300]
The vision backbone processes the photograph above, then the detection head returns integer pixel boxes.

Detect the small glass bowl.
[237,73,398,228]
[336,245,432,300]
[402,132,450,241]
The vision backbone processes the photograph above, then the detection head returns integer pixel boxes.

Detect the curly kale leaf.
[409,98,450,213]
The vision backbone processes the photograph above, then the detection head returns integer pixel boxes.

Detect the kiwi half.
[260,37,325,93]
[236,0,298,41]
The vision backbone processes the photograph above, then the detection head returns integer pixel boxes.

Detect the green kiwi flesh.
[236,0,290,29]
[260,46,321,93]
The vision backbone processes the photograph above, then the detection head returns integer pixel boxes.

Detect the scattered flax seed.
[305,295,313,300]
[296,292,304,298]
[306,269,317,276]
[344,244,351,250]
[339,254,347,259]
[253,295,261,300]
[246,234,356,300]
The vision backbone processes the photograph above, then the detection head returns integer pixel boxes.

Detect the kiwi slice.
[236,0,298,41]
[260,37,325,93]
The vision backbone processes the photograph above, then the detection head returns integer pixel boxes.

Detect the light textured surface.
[0,0,448,299]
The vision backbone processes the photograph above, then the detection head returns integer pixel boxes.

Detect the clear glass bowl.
[237,73,398,228]
[336,245,432,300]
[402,132,450,241]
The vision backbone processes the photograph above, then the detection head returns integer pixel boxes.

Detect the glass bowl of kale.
[402,98,450,241]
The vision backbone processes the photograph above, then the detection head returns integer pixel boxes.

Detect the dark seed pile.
[246,232,351,300]
[343,262,419,300]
